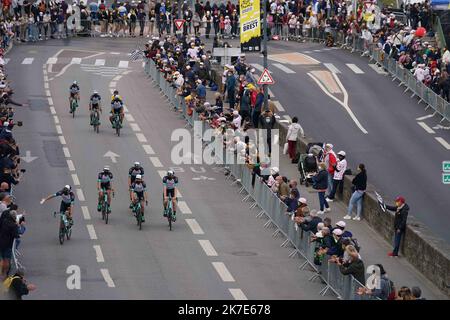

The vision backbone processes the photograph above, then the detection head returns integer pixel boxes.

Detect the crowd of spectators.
[0,49,35,299]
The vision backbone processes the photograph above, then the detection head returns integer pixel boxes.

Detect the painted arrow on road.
[103,151,120,163]
[20,151,38,163]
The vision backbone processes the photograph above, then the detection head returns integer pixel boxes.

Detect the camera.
[16,214,24,223]
[17,121,23,127]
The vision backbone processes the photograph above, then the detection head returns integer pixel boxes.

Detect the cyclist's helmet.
[136,174,142,180]
[167,170,174,177]
[63,185,71,192]
[134,161,140,167]
[103,166,110,172]
[93,90,98,95]
[73,81,77,85]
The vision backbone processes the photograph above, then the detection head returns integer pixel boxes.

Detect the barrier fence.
[143,58,380,300]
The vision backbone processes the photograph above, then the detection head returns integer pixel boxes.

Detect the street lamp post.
[262,0,269,111]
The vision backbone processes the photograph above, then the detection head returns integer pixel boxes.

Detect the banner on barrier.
[240,0,261,52]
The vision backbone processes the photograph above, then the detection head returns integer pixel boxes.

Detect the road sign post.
[257,69,275,85]
[262,0,269,111]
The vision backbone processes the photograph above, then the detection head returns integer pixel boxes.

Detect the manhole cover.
[231,251,257,256]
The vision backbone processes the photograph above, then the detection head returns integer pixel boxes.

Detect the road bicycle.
[70,97,78,118]
[99,188,114,224]
[164,195,176,231]
[91,108,101,133]
[112,113,122,136]
[131,195,146,230]
[54,210,72,245]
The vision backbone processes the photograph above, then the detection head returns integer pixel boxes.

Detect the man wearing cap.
[334,220,353,238]
[386,196,409,257]
[326,150,347,202]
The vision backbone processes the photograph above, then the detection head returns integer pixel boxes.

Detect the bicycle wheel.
[66,226,72,240]
[167,208,172,231]
[59,223,65,245]
[116,122,120,136]
[105,205,109,225]
[101,202,105,221]
[71,101,76,118]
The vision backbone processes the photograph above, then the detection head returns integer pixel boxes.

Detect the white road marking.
[95,59,105,66]
[63,147,71,158]
[198,240,218,256]
[416,113,436,121]
[417,121,436,134]
[93,245,105,263]
[149,157,163,168]
[142,144,155,155]
[100,269,115,287]
[44,75,49,82]
[136,133,147,142]
[324,63,341,74]
[178,201,192,214]
[252,63,271,73]
[123,105,129,112]
[76,189,85,201]
[46,57,58,64]
[273,101,285,112]
[58,135,66,145]
[71,57,82,64]
[3,58,9,64]
[212,262,235,282]
[346,63,364,74]
[22,57,34,64]
[303,51,312,54]
[185,218,204,235]
[272,63,295,74]
[314,49,322,52]
[130,123,141,132]
[118,60,129,68]
[368,63,388,75]
[142,61,145,68]
[71,174,80,186]
[56,125,63,134]
[157,170,166,179]
[81,206,91,220]
[86,224,97,240]
[53,115,59,124]
[67,159,75,171]
[44,82,49,89]
[110,52,120,55]
[109,81,117,88]
[50,106,56,114]
[283,115,292,122]
[268,88,275,98]
[48,97,54,105]
[45,89,51,97]
[125,114,135,122]
[229,288,248,300]
[435,137,450,150]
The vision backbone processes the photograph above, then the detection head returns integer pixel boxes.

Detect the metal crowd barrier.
[143,58,381,300]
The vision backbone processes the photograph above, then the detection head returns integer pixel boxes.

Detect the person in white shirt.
[286,117,303,162]
[232,110,242,129]
[326,150,347,201]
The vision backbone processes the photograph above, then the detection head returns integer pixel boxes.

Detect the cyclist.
[97,166,114,213]
[162,170,178,222]
[41,185,75,225]
[69,81,80,112]
[130,174,148,222]
[128,161,144,204]
[89,90,102,125]
[109,95,124,128]
[110,90,122,103]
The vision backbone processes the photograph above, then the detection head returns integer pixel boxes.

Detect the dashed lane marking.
[198,240,218,256]
[45,89,51,97]
[142,144,155,155]
[81,206,91,220]
[346,63,364,74]
[272,63,295,74]
[46,57,57,64]
[435,137,450,150]
[136,133,147,142]
[48,97,53,105]
[63,147,71,158]
[76,189,85,201]
[53,115,59,124]
[417,121,436,134]
[44,82,49,89]
[185,218,204,235]
[416,113,436,121]
[130,123,141,132]
[125,114,135,122]
[67,159,75,171]
[229,288,248,300]
[93,245,105,263]
[56,125,62,134]
[58,135,66,145]
[50,106,56,114]
[95,59,106,66]
[212,262,235,282]
[71,173,80,186]
[100,269,115,287]
[324,63,341,74]
[157,170,166,179]
[22,57,34,64]
[149,157,163,168]
[86,224,98,240]
[178,201,192,214]
[71,57,82,64]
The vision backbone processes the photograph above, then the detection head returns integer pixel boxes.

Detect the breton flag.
[129,48,143,61]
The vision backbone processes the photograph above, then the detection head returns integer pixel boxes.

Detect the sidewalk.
[201,87,447,299]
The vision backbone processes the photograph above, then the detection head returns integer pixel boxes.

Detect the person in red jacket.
[323,143,337,199]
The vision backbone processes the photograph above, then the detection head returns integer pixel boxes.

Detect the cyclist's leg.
[98,189,103,210]
[106,188,111,205]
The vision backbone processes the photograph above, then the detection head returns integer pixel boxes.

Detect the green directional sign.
[443,161,450,173]
[443,174,450,184]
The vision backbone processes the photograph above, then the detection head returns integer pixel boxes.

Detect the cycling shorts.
[111,107,123,114]
[70,92,78,99]
[134,191,144,201]
[164,189,176,199]
[100,183,112,191]
[60,201,72,214]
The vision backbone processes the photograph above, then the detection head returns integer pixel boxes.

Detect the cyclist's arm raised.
[40,192,57,204]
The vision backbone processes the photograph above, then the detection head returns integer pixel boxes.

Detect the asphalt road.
[8,38,333,299]
[246,40,450,243]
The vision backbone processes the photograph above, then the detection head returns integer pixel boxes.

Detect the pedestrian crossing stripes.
[324,63,341,74]
[46,57,58,64]
[252,63,271,73]
[273,63,295,74]
[118,60,129,68]
[71,57,82,64]
[95,59,106,66]
[346,63,364,74]
[22,57,34,64]
[368,63,388,75]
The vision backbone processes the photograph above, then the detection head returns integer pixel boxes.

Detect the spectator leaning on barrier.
[298,209,322,234]
[344,163,367,221]
[358,264,396,300]
[0,209,19,279]
[312,162,330,215]
[335,245,365,285]
[386,196,409,258]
